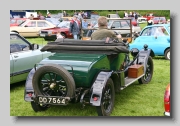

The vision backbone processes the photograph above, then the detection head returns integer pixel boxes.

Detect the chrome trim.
[164,112,170,116]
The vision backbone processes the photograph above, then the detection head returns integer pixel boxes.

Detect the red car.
[124,17,137,26]
[164,83,170,116]
[143,13,155,21]
[10,18,27,27]
[153,17,167,24]
[39,20,73,41]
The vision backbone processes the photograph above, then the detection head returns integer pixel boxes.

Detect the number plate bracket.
[37,95,71,105]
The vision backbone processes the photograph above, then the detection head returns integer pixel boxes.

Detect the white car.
[10,19,56,37]
[93,18,141,36]
[138,17,147,24]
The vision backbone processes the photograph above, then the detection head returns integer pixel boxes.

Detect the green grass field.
[10,23,170,116]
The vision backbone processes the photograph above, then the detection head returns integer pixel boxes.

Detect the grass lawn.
[10,23,170,116]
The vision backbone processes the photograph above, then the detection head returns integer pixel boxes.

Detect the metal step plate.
[120,74,145,90]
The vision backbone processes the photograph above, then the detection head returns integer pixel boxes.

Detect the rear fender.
[136,48,154,74]
[90,71,113,106]
[24,68,36,102]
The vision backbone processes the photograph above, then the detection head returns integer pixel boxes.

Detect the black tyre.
[32,64,76,98]
[165,48,170,60]
[31,101,50,112]
[138,56,154,84]
[61,33,66,38]
[96,78,115,116]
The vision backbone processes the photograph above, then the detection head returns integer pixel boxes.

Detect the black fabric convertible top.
[40,38,129,54]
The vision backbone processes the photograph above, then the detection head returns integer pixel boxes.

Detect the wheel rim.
[38,72,68,96]
[167,51,170,59]
[143,60,153,82]
[102,84,112,113]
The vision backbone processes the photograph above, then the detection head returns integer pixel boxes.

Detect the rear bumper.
[164,111,170,116]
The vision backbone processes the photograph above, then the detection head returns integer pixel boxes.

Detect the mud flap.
[135,48,154,74]
[90,71,113,106]
[24,68,36,102]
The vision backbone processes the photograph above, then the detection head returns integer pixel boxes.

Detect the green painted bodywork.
[39,53,125,88]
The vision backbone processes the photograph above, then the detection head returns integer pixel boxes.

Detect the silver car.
[10,32,53,84]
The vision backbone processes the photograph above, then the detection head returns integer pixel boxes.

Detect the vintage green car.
[24,38,154,116]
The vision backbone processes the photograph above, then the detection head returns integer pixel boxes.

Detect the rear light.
[164,84,170,112]
[52,31,57,34]
[93,97,98,101]
[28,93,32,97]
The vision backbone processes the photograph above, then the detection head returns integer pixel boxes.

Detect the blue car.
[130,24,170,60]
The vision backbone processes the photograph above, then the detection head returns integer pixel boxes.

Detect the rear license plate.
[38,96,70,105]
[40,34,46,37]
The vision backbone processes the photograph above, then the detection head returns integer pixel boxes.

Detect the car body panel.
[153,17,167,24]
[138,17,147,24]
[129,24,170,57]
[37,52,125,88]
[10,18,27,27]
[164,84,170,116]
[10,32,53,84]
[39,20,73,41]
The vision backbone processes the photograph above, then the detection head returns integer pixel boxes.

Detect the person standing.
[63,11,67,17]
[82,19,88,29]
[69,15,81,40]
[134,11,139,26]
[28,14,34,20]
[124,11,128,18]
[147,18,154,25]
[46,13,51,18]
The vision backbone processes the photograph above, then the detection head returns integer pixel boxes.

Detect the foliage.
[35,10,170,19]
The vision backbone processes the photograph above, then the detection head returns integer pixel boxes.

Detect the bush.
[35,10,170,19]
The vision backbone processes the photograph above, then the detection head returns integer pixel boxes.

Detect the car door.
[21,20,37,37]
[10,54,14,82]
[10,33,43,83]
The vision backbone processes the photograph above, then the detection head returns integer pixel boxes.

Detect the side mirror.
[32,44,39,50]
[24,25,28,27]
[154,36,157,39]
[111,26,115,29]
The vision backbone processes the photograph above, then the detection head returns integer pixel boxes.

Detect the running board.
[120,74,145,90]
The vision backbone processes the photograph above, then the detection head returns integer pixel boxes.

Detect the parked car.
[39,20,73,41]
[138,17,147,24]
[81,18,139,43]
[129,24,170,60]
[153,17,167,24]
[59,17,73,21]
[143,13,155,21]
[124,17,138,26]
[94,18,141,37]
[10,32,53,84]
[24,37,154,116]
[107,14,120,18]
[10,19,56,37]
[10,18,27,27]
[45,18,61,26]
[164,83,170,116]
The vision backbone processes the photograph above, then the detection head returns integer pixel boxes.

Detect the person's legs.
[73,34,77,39]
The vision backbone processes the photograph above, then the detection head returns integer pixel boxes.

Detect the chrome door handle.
[14,55,18,58]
